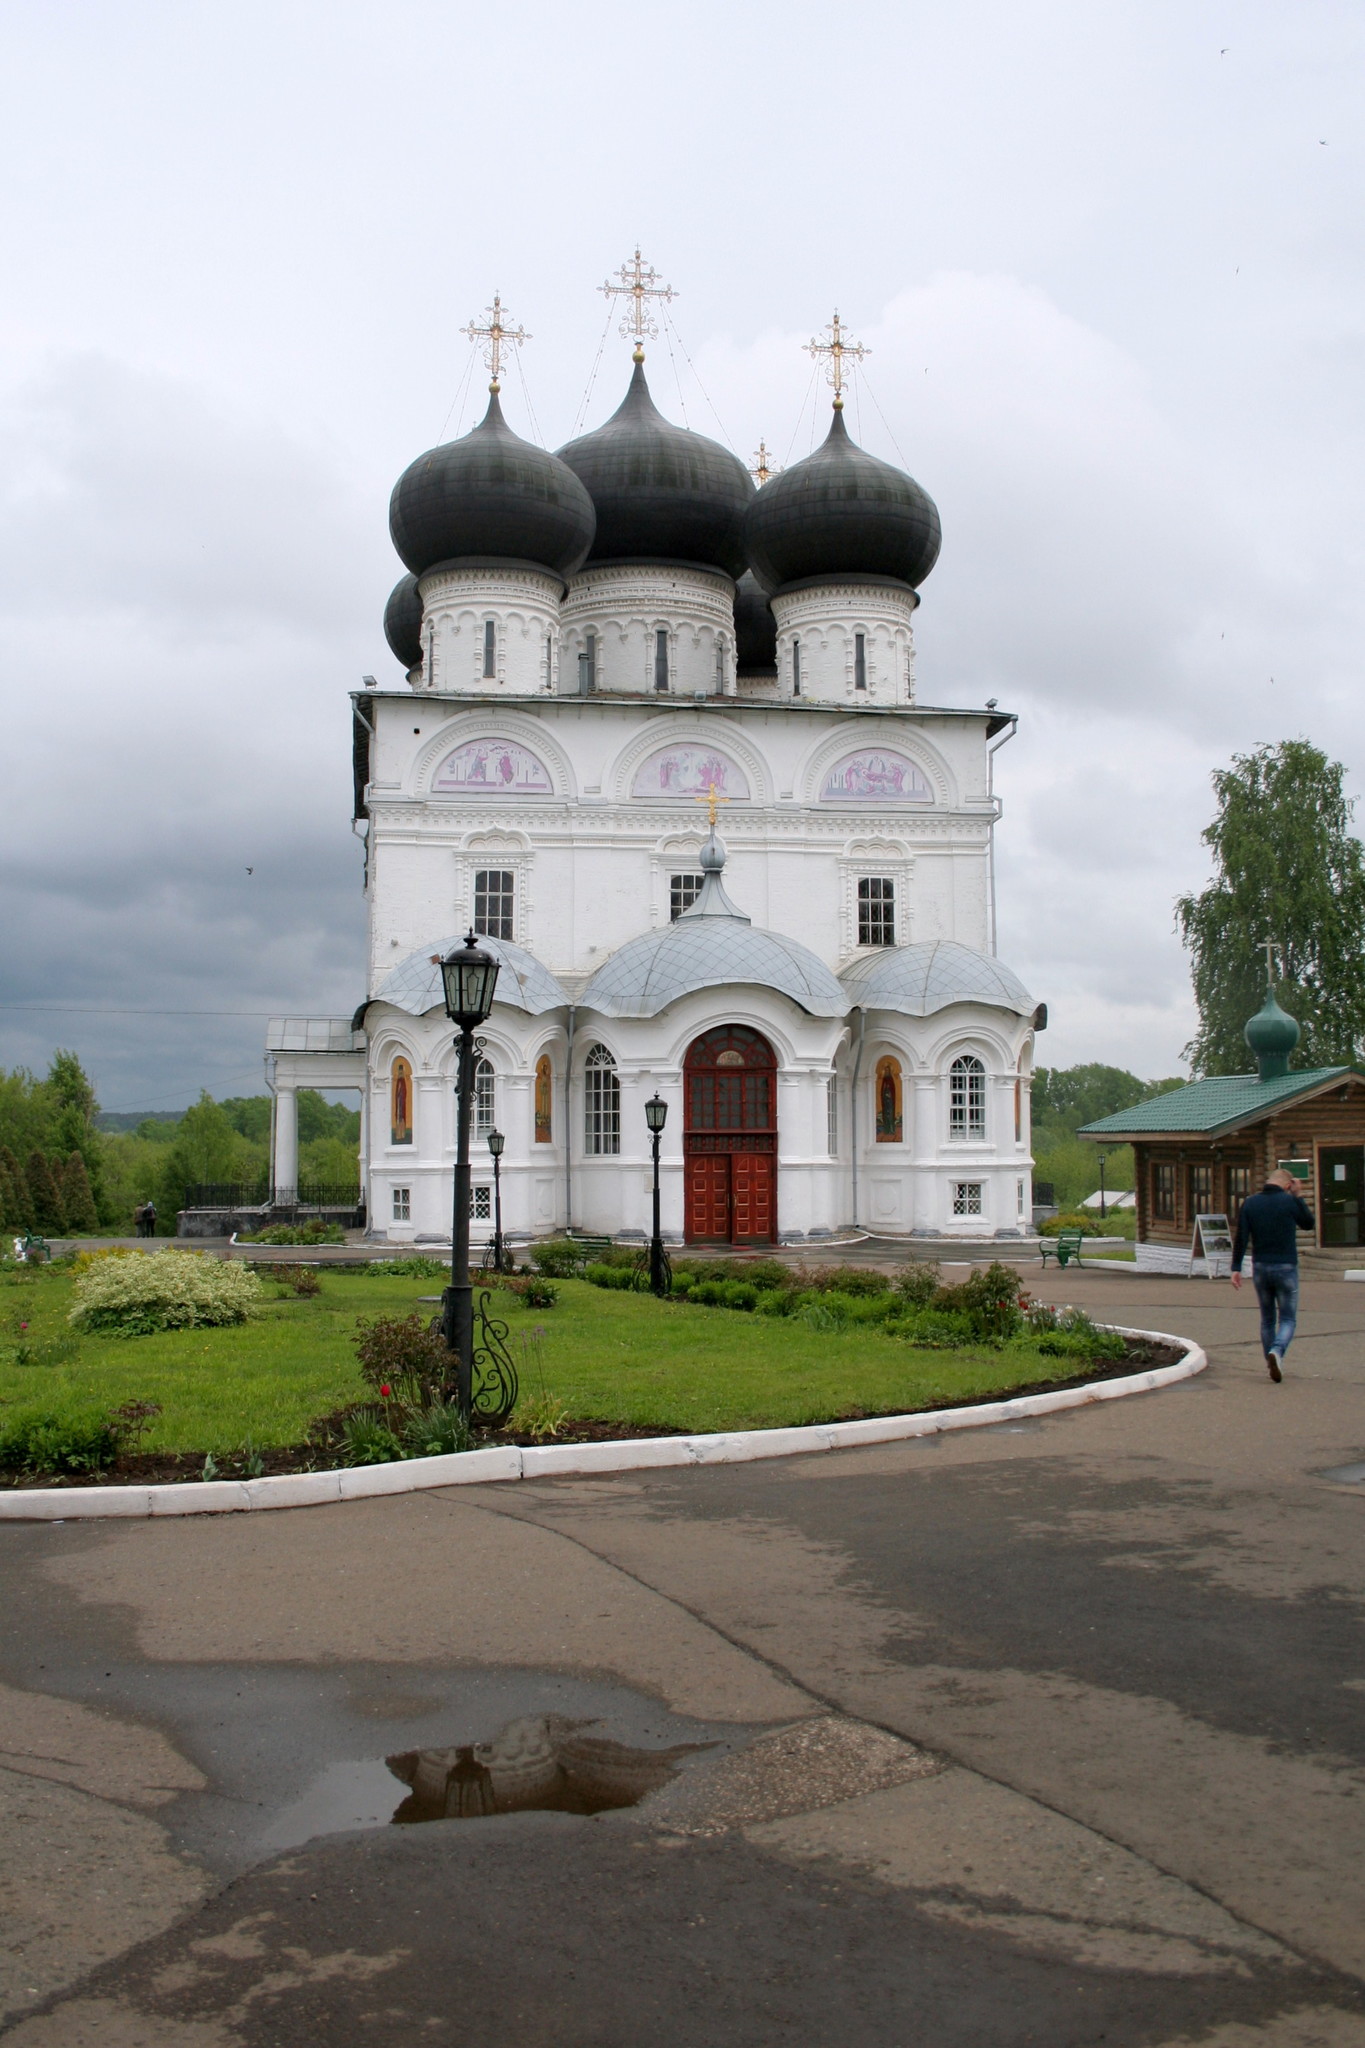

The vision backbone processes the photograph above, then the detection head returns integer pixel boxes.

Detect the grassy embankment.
[1,1266,1116,1457]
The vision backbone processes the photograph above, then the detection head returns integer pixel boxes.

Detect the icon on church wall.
[875,1055,903,1142]
[391,1056,414,1145]
[821,751,932,803]
[432,740,554,796]
[534,1054,553,1143]
[631,746,751,802]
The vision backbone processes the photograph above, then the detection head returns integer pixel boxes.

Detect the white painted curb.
[0,1325,1205,1522]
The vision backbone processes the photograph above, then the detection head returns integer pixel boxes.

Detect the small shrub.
[1038,1212,1094,1238]
[517,1389,572,1441]
[500,1275,559,1308]
[71,1246,138,1275]
[259,1263,322,1297]
[0,1410,124,1476]
[354,1313,454,1409]
[739,1258,796,1292]
[339,1408,405,1466]
[890,1308,978,1348]
[402,1400,473,1458]
[69,1250,263,1337]
[367,1254,446,1279]
[671,1257,738,1285]
[801,1265,890,1298]
[795,1298,843,1332]
[242,1222,346,1246]
[585,1263,641,1291]
[894,1262,942,1307]
[531,1238,590,1277]
[929,1262,1024,1343]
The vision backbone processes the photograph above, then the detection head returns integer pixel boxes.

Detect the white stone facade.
[559,564,736,699]
[770,578,918,706]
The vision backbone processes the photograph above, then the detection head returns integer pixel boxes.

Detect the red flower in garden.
[379,1383,392,1398]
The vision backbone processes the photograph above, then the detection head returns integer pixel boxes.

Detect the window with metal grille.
[1188,1164,1212,1215]
[392,1186,411,1222]
[473,870,514,941]
[1226,1163,1252,1220]
[473,1056,495,1135]
[792,637,801,695]
[483,620,496,679]
[952,1181,983,1216]
[827,1074,839,1155]
[470,1184,492,1220]
[949,1055,986,1138]
[654,628,669,692]
[857,877,896,947]
[1152,1162,1176,1219]
[584,1044,620,1155]
[854,631,867,690]
[670,873,704,920]
[578,630,596,695]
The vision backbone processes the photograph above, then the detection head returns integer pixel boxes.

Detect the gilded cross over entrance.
[462,293,530,392]
[600,247,677,358]
[807,309,868,411]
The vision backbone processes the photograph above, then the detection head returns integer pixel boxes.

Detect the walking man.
[1230,1168,1315,1380]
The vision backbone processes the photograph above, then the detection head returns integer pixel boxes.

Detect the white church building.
[266,290,1043,1247]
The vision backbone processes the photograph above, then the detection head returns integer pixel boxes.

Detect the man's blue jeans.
[1253,1262,1299,1360]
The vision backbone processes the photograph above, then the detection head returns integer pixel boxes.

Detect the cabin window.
[1226,1163,1252,1219]
[1152,1162,1176,1220]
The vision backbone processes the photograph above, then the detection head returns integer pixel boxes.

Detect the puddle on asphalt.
[264,1715,707,1850]
[1317,1459,1365,1486]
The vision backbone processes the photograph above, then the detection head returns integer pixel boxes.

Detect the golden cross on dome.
[694,782,729,827]
[750,440,779,486]
[1264,937,1278,986]
[462,292,530,392]
[807,309,868,410]
[600,246,676,357]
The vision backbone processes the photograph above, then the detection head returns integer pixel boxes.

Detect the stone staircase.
[1299,1245,1364,1276]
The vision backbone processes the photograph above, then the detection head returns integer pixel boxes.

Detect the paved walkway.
[0,1270,1362,2044]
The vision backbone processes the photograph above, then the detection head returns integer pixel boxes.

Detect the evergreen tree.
[60,1150,99,1234]
[0,1147,33,1231]
[1176,741,1365,1074]
[47,1049,110,1221]
[26,1150,66,1235]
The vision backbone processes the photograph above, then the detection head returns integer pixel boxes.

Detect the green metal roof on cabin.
[1078,1066,1355,1139]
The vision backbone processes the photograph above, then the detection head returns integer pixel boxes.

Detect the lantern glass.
[487,1128,505,1158]
[440,931,500,1027]
[644,1092,668,1135]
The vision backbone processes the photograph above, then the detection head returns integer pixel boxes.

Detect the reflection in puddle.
[387,1714,705,1823]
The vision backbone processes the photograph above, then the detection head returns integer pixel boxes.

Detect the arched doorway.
[683,1025,777,1244]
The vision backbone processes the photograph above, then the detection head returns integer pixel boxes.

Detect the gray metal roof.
[376,936,570,1018]
[581,919,847,1019]
[841,941,1035,1018]
[266,1017,364,1053]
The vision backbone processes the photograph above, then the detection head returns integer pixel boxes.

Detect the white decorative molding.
[561,563,735,699]
[797,721,957,809]
[771,581,917,707]
[417,563,562,698]
[411,710,575,802]
[608,717,771,807]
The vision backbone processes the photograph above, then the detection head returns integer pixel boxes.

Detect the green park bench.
[565,1232,613,1260]
[1039,1229,1086,1270]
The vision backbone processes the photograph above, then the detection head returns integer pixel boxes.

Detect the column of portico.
[909,1073,940,1234]
[273,1087,298,1204]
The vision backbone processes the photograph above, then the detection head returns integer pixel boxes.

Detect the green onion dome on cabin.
[557,357,755,580]
[743,403,941,594]
[383,573,423,670]
[1244,988,1301,1080]
[389,388,597,581]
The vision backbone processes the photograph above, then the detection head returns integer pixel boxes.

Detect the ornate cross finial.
[462,292,530,393]
[807,309,868,411]
[600,246,677,359]
[694,782,729,828]
[1264,936,1277,987]
[750,440,780,486]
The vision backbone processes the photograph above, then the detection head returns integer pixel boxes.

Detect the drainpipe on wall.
[563,1006,576,1231]
[849,1007,867,1231]
[985,716,1018,958]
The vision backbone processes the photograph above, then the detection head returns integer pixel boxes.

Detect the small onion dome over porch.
[580,828,845,1020]
[841,941,1036,1018]
[374,935,570,1018]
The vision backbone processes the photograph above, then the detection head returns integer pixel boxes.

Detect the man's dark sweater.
[1232,1184,1315,1272]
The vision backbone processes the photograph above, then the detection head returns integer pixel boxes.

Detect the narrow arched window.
[654,628,669,693]
[854,631,867,690]
[949,1055,986,1139]
[473,1056,495,1135]
[792,637,801,696]
[584,1044,620,1155]
[482,619,496,679]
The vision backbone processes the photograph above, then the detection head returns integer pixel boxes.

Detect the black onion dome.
[734,571,777,673]
[383,573,423,670]
[557,359,754,579]
[389,389,596,580]
[744,406,941,592]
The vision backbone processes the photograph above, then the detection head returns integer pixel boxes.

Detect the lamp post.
[644,1091,668,1295]
[438,933,501,1420]
[487,1127,506,1275]
[1098,1151,1108,1222]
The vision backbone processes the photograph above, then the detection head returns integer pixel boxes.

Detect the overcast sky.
[1,0,1361,1112]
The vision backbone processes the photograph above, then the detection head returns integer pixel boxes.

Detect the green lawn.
[2,1265,1107,1456]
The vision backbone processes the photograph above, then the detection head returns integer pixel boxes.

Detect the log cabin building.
[1080,990,1365,1257]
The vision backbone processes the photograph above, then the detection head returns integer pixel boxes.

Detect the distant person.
[138,1200,157,1239]
[1231,1169,1315,1381]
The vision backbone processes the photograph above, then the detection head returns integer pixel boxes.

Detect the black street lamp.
[644,1091,669,1296]
[487,1127,506,1275]
[1098,1151,1108,1222]
[438,932,501,1419]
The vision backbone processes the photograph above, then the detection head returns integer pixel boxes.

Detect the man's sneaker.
[1266,1351,1283,1383]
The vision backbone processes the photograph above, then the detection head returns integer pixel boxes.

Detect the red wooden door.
[682,1025,778,1244]
[686,1154,731,1242]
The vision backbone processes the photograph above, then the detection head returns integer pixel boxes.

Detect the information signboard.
[1191,1212,1234,1278]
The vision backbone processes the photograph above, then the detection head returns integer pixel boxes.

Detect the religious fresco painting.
[821,750,932,803]
[433,740,554,796]
[631,745,751,802]
[534,1053,553,1143]
[390,1056,414,1145]
[875,1055,904,1142]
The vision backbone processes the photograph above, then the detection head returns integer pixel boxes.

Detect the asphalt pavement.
[0,1264,1362,2046]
